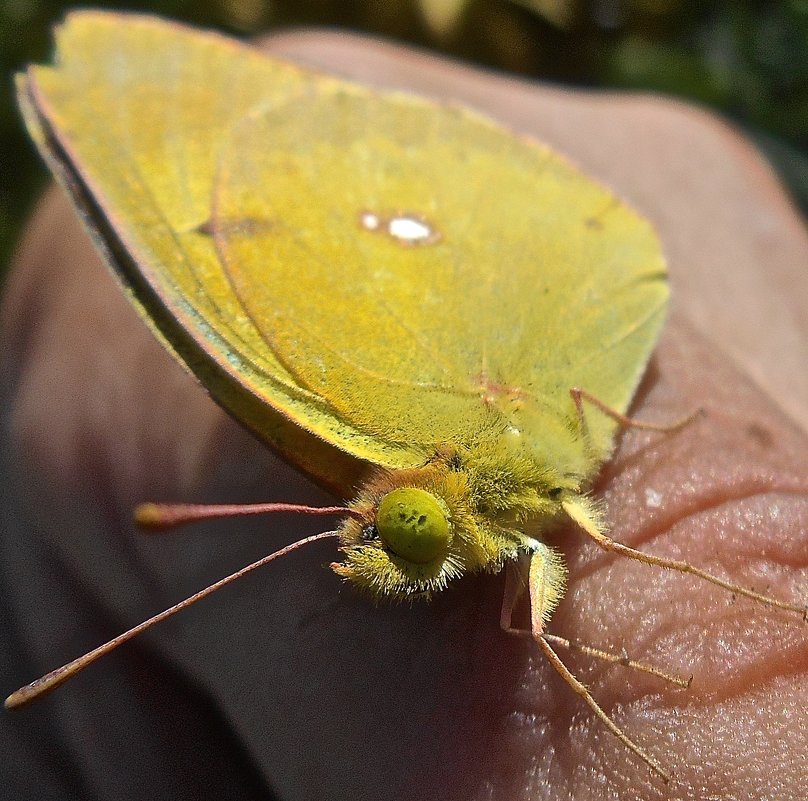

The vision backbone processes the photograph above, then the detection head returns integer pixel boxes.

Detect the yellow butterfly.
[8,11,805,784]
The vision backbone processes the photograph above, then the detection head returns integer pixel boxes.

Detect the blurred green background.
[2,0,807,271]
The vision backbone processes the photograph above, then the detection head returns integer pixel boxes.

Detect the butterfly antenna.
[135,501,361,530]
[5,530,341,710]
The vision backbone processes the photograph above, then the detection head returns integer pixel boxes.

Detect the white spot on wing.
[388,215,433,243]
[358,209,441,246]
[360,211,380,231]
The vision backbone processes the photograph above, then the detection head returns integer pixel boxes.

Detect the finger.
[3,29,806,801]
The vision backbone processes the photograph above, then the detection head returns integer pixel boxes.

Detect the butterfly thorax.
[333,429,589,601]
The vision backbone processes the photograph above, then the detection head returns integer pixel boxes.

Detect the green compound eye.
[375,488,452,564]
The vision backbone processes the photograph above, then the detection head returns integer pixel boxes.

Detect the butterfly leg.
[501,554,689,686]
[499,544,566,635]
[563,495,808,618]
[541,633,690,688]
[500,545,670,781]
[500,554,530,632]
[570,386,701,434]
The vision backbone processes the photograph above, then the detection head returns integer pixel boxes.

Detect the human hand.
[2,30,807,801]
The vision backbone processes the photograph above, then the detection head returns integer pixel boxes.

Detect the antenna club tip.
[5,689,27,711]
[134,502,165,528]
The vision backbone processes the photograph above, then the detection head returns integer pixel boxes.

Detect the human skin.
[2,30,807,801]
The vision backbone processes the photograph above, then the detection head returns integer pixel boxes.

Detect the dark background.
[2,0,807,273]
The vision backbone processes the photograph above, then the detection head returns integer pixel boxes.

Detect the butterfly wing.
[19,11,667,495]
[17,12,424,493]
[214,89,668,479]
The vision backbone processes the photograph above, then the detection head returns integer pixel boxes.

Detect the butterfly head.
[330,445,564,601]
